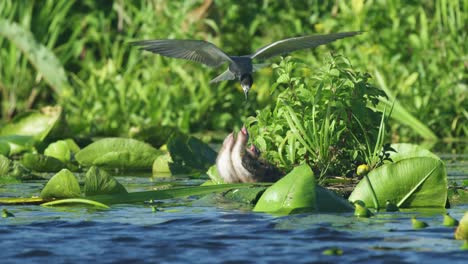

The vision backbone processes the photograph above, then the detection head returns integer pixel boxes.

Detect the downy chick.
[215,133,239,183]
[242,144,283,182]
[231,127,284,183]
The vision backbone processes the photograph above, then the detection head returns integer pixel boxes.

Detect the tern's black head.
[240,74,253,99]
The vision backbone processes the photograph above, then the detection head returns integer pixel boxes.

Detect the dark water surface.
[1,154,467,264]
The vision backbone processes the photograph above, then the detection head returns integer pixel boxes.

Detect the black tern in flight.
[133,31,361,98]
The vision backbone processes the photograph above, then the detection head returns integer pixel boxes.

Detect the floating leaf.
[0,135,36,155]
[349,156,447,209]
[0,141,10,156]
[206,165,224,184]
[87,183,252,205]
[412,216,429,229]
[315,186,354,213]
[322,247,343,256]
[224,187,268,204]
[443,213,459,227]
[2,209,15,218]
[167,133,216,174]
[354,201,373,218]
[0,107,62,154]
[44,140,71,163]
[40,169,81,199]
[152,152,172,174]
[0,19,69,94]
[455,212,468,240]
[0,155,10,176]
[21,153,65,173]
[75,138,163,170]
[388,143,440,163]
[253,164,316,214]
[42,198,109,209]
[84,166,127,196]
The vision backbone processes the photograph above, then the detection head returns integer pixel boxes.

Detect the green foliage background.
[0,0,466,140]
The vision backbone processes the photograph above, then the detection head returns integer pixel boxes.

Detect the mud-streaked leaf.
[0,19,69,94]
[21,153,65,173]
[40,169,81,199]
[75,138,163,170]
[349,156,447,209]
[84,166,127,196]
[253,164,316,214]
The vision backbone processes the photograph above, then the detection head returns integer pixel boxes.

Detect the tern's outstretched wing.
[210,69,236,83]
[250,32,361,60]
[133,39,233,67]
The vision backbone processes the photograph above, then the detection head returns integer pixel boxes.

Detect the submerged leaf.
[84,166,127,196]
[75,138,163,170]
[40,169,81,199]
[253,164,316,214]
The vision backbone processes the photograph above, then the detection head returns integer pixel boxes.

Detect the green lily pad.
[349,155,447,209]
[40,169,81,199]
[315,186,354,212]
[75,138,163,170]
[0,155,11,176]
[206,165,224,184]
[388,143,441,162]
[152,152,172,174]
[0,135,36,155]
[253,164,316,214]
[455,212,468,240]
[44,140,71,163]
[21,153,66,173]
[224,187,267,204]
[0,141,10,156]
[0,107,62,142]
[84,166,127,196]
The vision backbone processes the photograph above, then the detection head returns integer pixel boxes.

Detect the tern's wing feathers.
[133,39,233,67]
[210,69,236,83]
[250,31,361,60]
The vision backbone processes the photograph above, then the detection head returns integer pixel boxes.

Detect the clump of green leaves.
[248,55,387,182]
